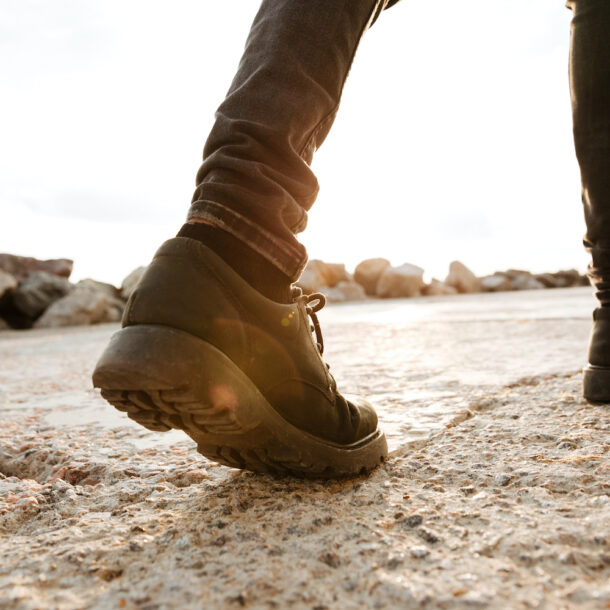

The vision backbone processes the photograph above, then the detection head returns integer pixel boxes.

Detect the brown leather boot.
[92,237,387,477]
[583,307,610,402]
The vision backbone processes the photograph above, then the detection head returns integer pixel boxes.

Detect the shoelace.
[291,287,327,355]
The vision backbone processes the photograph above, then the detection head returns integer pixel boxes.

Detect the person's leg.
[93,0,396,476]
[181,0,391,287]
[566,0,610,399]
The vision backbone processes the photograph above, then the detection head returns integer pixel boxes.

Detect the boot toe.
[345,394,379,439]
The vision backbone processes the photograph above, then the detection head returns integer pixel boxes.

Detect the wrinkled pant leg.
[188,0,391,281]
[567,0,610,304]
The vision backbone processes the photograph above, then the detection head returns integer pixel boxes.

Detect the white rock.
[354,258,391,296]
[376,263,425,299]
[511,273,545,291]
[322,281,367,303]
[445,261,481,294]
[75,279,120,299]
[480,275,513,292]
[34,282,124,328]
[297,260,350,293]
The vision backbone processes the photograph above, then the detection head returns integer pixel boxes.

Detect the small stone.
[403,514,423,528]
[97,567,123,582]
[175,536,190,549]
[229,593,247,607]
[494,474,512,487]
[386,555,404,570]
[410,546,430,559]
[417,527,441,544]
[211,535,227,547]
[319,552,341,568]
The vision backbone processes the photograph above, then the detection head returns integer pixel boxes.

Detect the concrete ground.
[0,287,608,609]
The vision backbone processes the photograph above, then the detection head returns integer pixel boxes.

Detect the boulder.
[34,282,124,329]
[376,263,425,299]
[296,266,325,294]
[534,269,585,289]
[12,272,72,318]
[500,268,528,279]
[480,274,513,292]
[121,266,147,300]
[75,279,121,299]
[552,269,583,287]
[322,280,367,303]
[0,253,73,282]
[354,258,391,296]
[510,273,545,291]
[0,270,17,299]
[0,317,9,331]
[296,259,350,293]
[422,279,457,296]
[445,261,481,294]
[533,273,559,288]
[323,262,350,287]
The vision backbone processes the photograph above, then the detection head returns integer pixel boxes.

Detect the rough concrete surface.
[0,288,608,609]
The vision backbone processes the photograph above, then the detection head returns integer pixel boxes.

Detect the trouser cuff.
[187,200,308,282]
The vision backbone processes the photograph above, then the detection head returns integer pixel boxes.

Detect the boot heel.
[583,365,610,403]
[92,324,266,436]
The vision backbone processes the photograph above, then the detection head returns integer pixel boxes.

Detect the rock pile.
[0,252,589,330]
[297,258,588,302]
[0,255,129,330]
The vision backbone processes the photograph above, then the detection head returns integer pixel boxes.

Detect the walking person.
[93,0,610,476]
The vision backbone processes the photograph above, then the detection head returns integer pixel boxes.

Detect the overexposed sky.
[0,0,586,285]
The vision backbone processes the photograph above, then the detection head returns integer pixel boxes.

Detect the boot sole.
[92,324,388,478]
[583,365,610,404]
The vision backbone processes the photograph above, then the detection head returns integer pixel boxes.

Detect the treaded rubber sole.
[583,365,610,404]
[92,324,388,478]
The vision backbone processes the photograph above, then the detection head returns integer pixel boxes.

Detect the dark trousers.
[189,0,610,300]
[568,0,610,304]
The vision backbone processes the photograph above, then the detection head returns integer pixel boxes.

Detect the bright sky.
[0,0,586,285]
